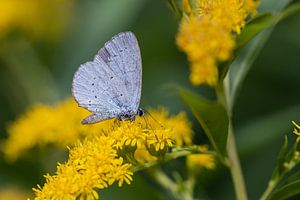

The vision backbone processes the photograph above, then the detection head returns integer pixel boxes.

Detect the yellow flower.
[146,129,173,152]
[0,0,73,40]
[3,100,194,166]
[32,110,193,199]
[0,187,29,200]
[142,108,194,146]
[292,121,300,137]
[176,0,259,86]
[187,154,215,170]
[134,147,157,163]
[187,145,216,170]
[33,136,133,200]
[6,99,194,199]
[2,98,111,161]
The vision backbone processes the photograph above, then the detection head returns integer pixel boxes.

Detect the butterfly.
[72,31,144,124]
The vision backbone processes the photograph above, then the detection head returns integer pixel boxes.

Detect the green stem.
[227,123,248,200]
[217,84,248,200]
[132,146,215,172]
[150,168,194,200]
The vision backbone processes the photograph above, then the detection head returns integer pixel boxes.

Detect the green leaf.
[166,0,182,18]
[276,136,289,174]
[237,2,300,49]
[179,89,229,158]
[236,13,274,49]
[268,180,300,200]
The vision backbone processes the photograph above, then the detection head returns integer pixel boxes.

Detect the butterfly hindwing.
[72,31,142,123]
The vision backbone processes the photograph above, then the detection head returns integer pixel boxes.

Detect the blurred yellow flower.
[176,0,259,86]
[0,0,73,40]
[0,187,29,200]
[2,98,112,161]
[3,100,194,164]
[187,145,216,170]
[187,153,215,170]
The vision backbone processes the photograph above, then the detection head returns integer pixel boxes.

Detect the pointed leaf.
[180,89,229,158]
[276,136,289,174]
[236,13,274,49]
[268,180,300,200]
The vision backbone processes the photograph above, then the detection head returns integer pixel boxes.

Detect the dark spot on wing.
[110,76,113,79]
[95,95,97,99]
[119,50,123,52]
[92,83,94,86]
[93,77,96,80]
[120,94,123,96]
[89,100,91,103]
[99,47,111,63]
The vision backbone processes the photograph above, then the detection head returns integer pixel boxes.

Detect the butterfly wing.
[95,32,142,112]
[72,31,142,124]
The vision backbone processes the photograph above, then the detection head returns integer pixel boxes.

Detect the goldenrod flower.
[31,109,193,199]
[3,98,193,199]
[143,108,194,146]
[187,154,216,170]
[3,101,194,165]
[176,0,259,86]
[33,136,133,200]
[187,145,216,170]
[3,98,111,161]
[0,0,73,40]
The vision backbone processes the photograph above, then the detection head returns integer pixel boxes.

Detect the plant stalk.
[150,168,194,200]
[217,84,248,200]
[227,123,248,200]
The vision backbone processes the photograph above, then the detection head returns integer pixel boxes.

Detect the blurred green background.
[0,0,300,199]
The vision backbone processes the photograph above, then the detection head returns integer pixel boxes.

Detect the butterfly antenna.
[112,118,121,130]
[144,109,165,129]
[142,115,158,141]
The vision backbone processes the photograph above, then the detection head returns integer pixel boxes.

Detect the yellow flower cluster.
[3,99,194,164]
[0,0,73,40]
[25,100,194,199]
[187,154,216,169]
[3,99,112,161]
[187,145,216,170]
[33,136,132,200]
[176,0,259,86]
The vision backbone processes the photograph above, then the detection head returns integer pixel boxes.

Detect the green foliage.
[236,13,274,49]
[225,0,295,107]
[268,180,300,200]
[180,89,229,159]
[260,137,300,200]
[268,170,300,200]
